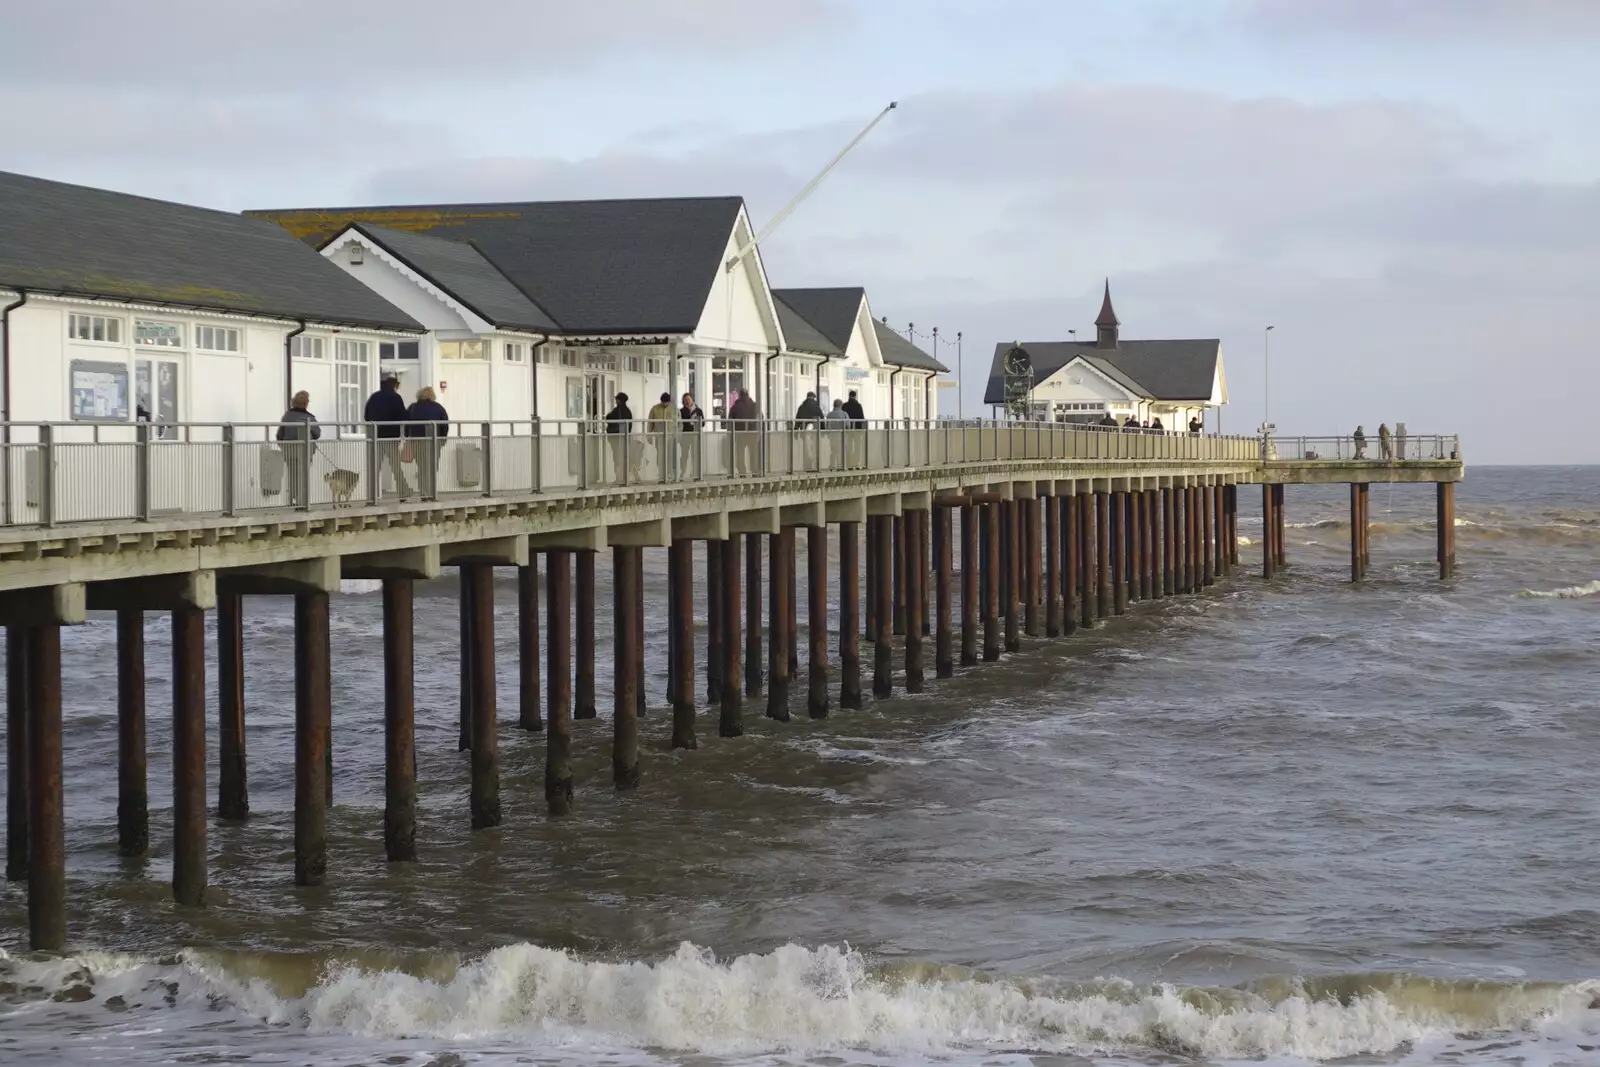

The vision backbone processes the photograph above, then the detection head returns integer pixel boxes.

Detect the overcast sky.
[1,0,1594,462]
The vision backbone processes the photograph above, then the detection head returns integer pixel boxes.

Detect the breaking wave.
[3,943,1597,1063]
[1519,580,1600,600]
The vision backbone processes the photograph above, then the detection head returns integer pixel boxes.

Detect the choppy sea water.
[2,465,1599,1066]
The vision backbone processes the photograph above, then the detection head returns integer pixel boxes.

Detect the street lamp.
[1262,325,1275,433]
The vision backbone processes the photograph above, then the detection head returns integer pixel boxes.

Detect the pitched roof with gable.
[873,319,948,373]
[0,170,420,331]
[771,294,841,357]
[770,287,864,353]
[983,338,1220,405]
[352,224,559,333]
[248,197,749,336]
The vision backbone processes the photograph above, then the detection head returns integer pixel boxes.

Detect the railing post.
[481,422,493,496]
[221,424,236,517]
[532,419,543,492]
[39,424,55,527]
[578,420,588,491]
[135,421,151,522]
[366,425,380,506]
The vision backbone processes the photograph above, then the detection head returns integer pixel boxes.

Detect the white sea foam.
[1519,580,1600,600]
[4,944,1597,1065]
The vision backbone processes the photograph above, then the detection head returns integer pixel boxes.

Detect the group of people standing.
[1351,423,1396,461]
[1096,412,1203,435]
[273,376,451,505]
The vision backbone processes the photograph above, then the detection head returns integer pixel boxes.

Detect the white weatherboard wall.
[818,301,891,420]
[689,215,783,357]
[1032,358,1133,409]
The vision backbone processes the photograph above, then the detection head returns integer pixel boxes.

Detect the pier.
[0,419,1462,949]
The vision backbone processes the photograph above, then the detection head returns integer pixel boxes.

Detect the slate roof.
[770,287,864,353]
[0,170,419,331]
[248,197,748,336]
[983,338,1220,405]
[771,294,841,357]
[354,224,559,333]
[873,319,948,373]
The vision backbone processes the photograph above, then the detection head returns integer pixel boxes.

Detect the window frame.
[438,339,486,360]
[133,318,185,350]
[290,335,327,360]
[194,324,242,354]
[504,341,526,363]
[67,313,124,346]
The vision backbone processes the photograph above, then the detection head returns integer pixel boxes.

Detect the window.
[438,340,485,360]
[876,371,890,387]
[710,355,746,419]
[134,319,183,348]
[646,357,662,376]
[586,351,617,371]
[559,348,580,367]
[68,314,122,344]
[291,335,326,360]
[336,339,371,424]
[537,345,554,365]
[378,340,419,361]
[195,325,240,352]
[504,341,525,363]
[625,355,641,373]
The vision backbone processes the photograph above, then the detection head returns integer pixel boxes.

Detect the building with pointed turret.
[984,282,1227,430]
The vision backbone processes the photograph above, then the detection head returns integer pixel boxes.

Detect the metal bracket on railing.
[135,421,152,522]
[221,424,235,517]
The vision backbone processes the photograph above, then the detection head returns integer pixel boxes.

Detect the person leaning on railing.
[646,392,677,481]
[275,391,321,508]
[679,393,704,478]
[405,387,449,498]
[364,373,412,499]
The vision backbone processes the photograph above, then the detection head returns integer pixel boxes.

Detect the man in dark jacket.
[365,374,411,498]
[840,390,866,468]
[728,389,761,475]
[841,390,866,428]
[275,390,321,508]
[795,390,824,468]
[405,386,448,498]
[605,392,638,482]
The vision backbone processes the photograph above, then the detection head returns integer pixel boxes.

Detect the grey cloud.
[0,0,845,91]
[1235,0,1600,39]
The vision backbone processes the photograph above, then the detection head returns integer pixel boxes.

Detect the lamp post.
[1262,325,1275,433]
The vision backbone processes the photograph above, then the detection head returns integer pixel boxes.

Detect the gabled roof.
[0,170,419,331]
[771,293,841,357]
[248,196,748,336]
[349,224,559,333]
[873,320,948,373]
[770,287,864,353]
[984,339,1220,404]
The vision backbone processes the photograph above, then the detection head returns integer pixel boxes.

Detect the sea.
[2,464,1598,1066]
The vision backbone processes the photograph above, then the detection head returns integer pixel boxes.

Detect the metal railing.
[1261,434,1462,462]
[0,418,1265,529]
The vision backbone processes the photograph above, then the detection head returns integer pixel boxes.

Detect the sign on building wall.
[70,360,130,421]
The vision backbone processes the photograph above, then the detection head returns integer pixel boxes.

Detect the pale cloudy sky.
[1,0,1594,462]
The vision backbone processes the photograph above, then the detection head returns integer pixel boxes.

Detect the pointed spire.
[1095,279,1119,327]
[1095,279,1120,348]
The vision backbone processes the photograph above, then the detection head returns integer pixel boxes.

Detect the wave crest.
[1520,580,1600,600]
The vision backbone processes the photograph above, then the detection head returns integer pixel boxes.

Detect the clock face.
[1004,346,1031,377]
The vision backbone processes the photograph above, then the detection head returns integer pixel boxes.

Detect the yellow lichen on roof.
[260,208,524,243]
[0,265,257,308]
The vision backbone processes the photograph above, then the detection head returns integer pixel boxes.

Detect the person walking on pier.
[647,392,677,481]
[796,390,824,468]
[1352,424,1368,459]
[1151,416,1164,433]
[605,393,639,483]
[729,388,761,475]
[364,374,412,499]
[825,397,849,469]
[405,387,448,498]
[842,390,866,469]
[679,393,703,478]
[1124,414,1140,430]
[275,390,321,508]
[1099,412,1118,428]
[1188,414,1202,436]
[1379,422,1393,461]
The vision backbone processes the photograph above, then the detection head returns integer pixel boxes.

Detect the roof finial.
[1095,278,1119,328]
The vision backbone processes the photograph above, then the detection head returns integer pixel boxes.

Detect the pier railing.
[0,418,1261,528]
[1262,434,1462,462]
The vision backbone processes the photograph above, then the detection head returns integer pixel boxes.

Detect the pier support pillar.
[670,540,698,747]
[1062,494,1079,634]
[27,624,65,949]
[935,506,954,676]
[546,550,574,813]
[706,540,723,705]
[981,503,1001,659]
[1437,482,1456,579]
[1002,502,1020,652]
[1202,483,1215,586]
[575,551,597,720]
[1094,491,1110,618]
[1144,490,1159,600]
[116,610,148,856]
[613,546,641,789]
[840,521,863,708]
[518,562,542,731]
[382,577,416,861]
[746,534,763,698]
[1262,484,1276,579]
[767,531,791,721]
[865,517,878,645]
[1350,483,1363,582]
[1110,491,1126,615]
[904,511,925,693]
[1078,490,1095,627]
[1194,486,1206,589]
[1044,494,1061,636]
[1213,484,1226,580]
[1274,485,1288,569]
[1161,487,1175,595]
[292,593,328,887]
[892,516,905,637]
[5,627,26,886]
[721,532,744,737]
[960,505,979,664]
[465,564,500,827]
[788,534,799,680]
[1023,497,1041,637]
[873,516,895,695]
[1129,490,1144,602]
[1226,486,1239,567]
[457,577,473,751]
[216,593,247,822]
[808,525,831,716]
[172,605,207,905]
